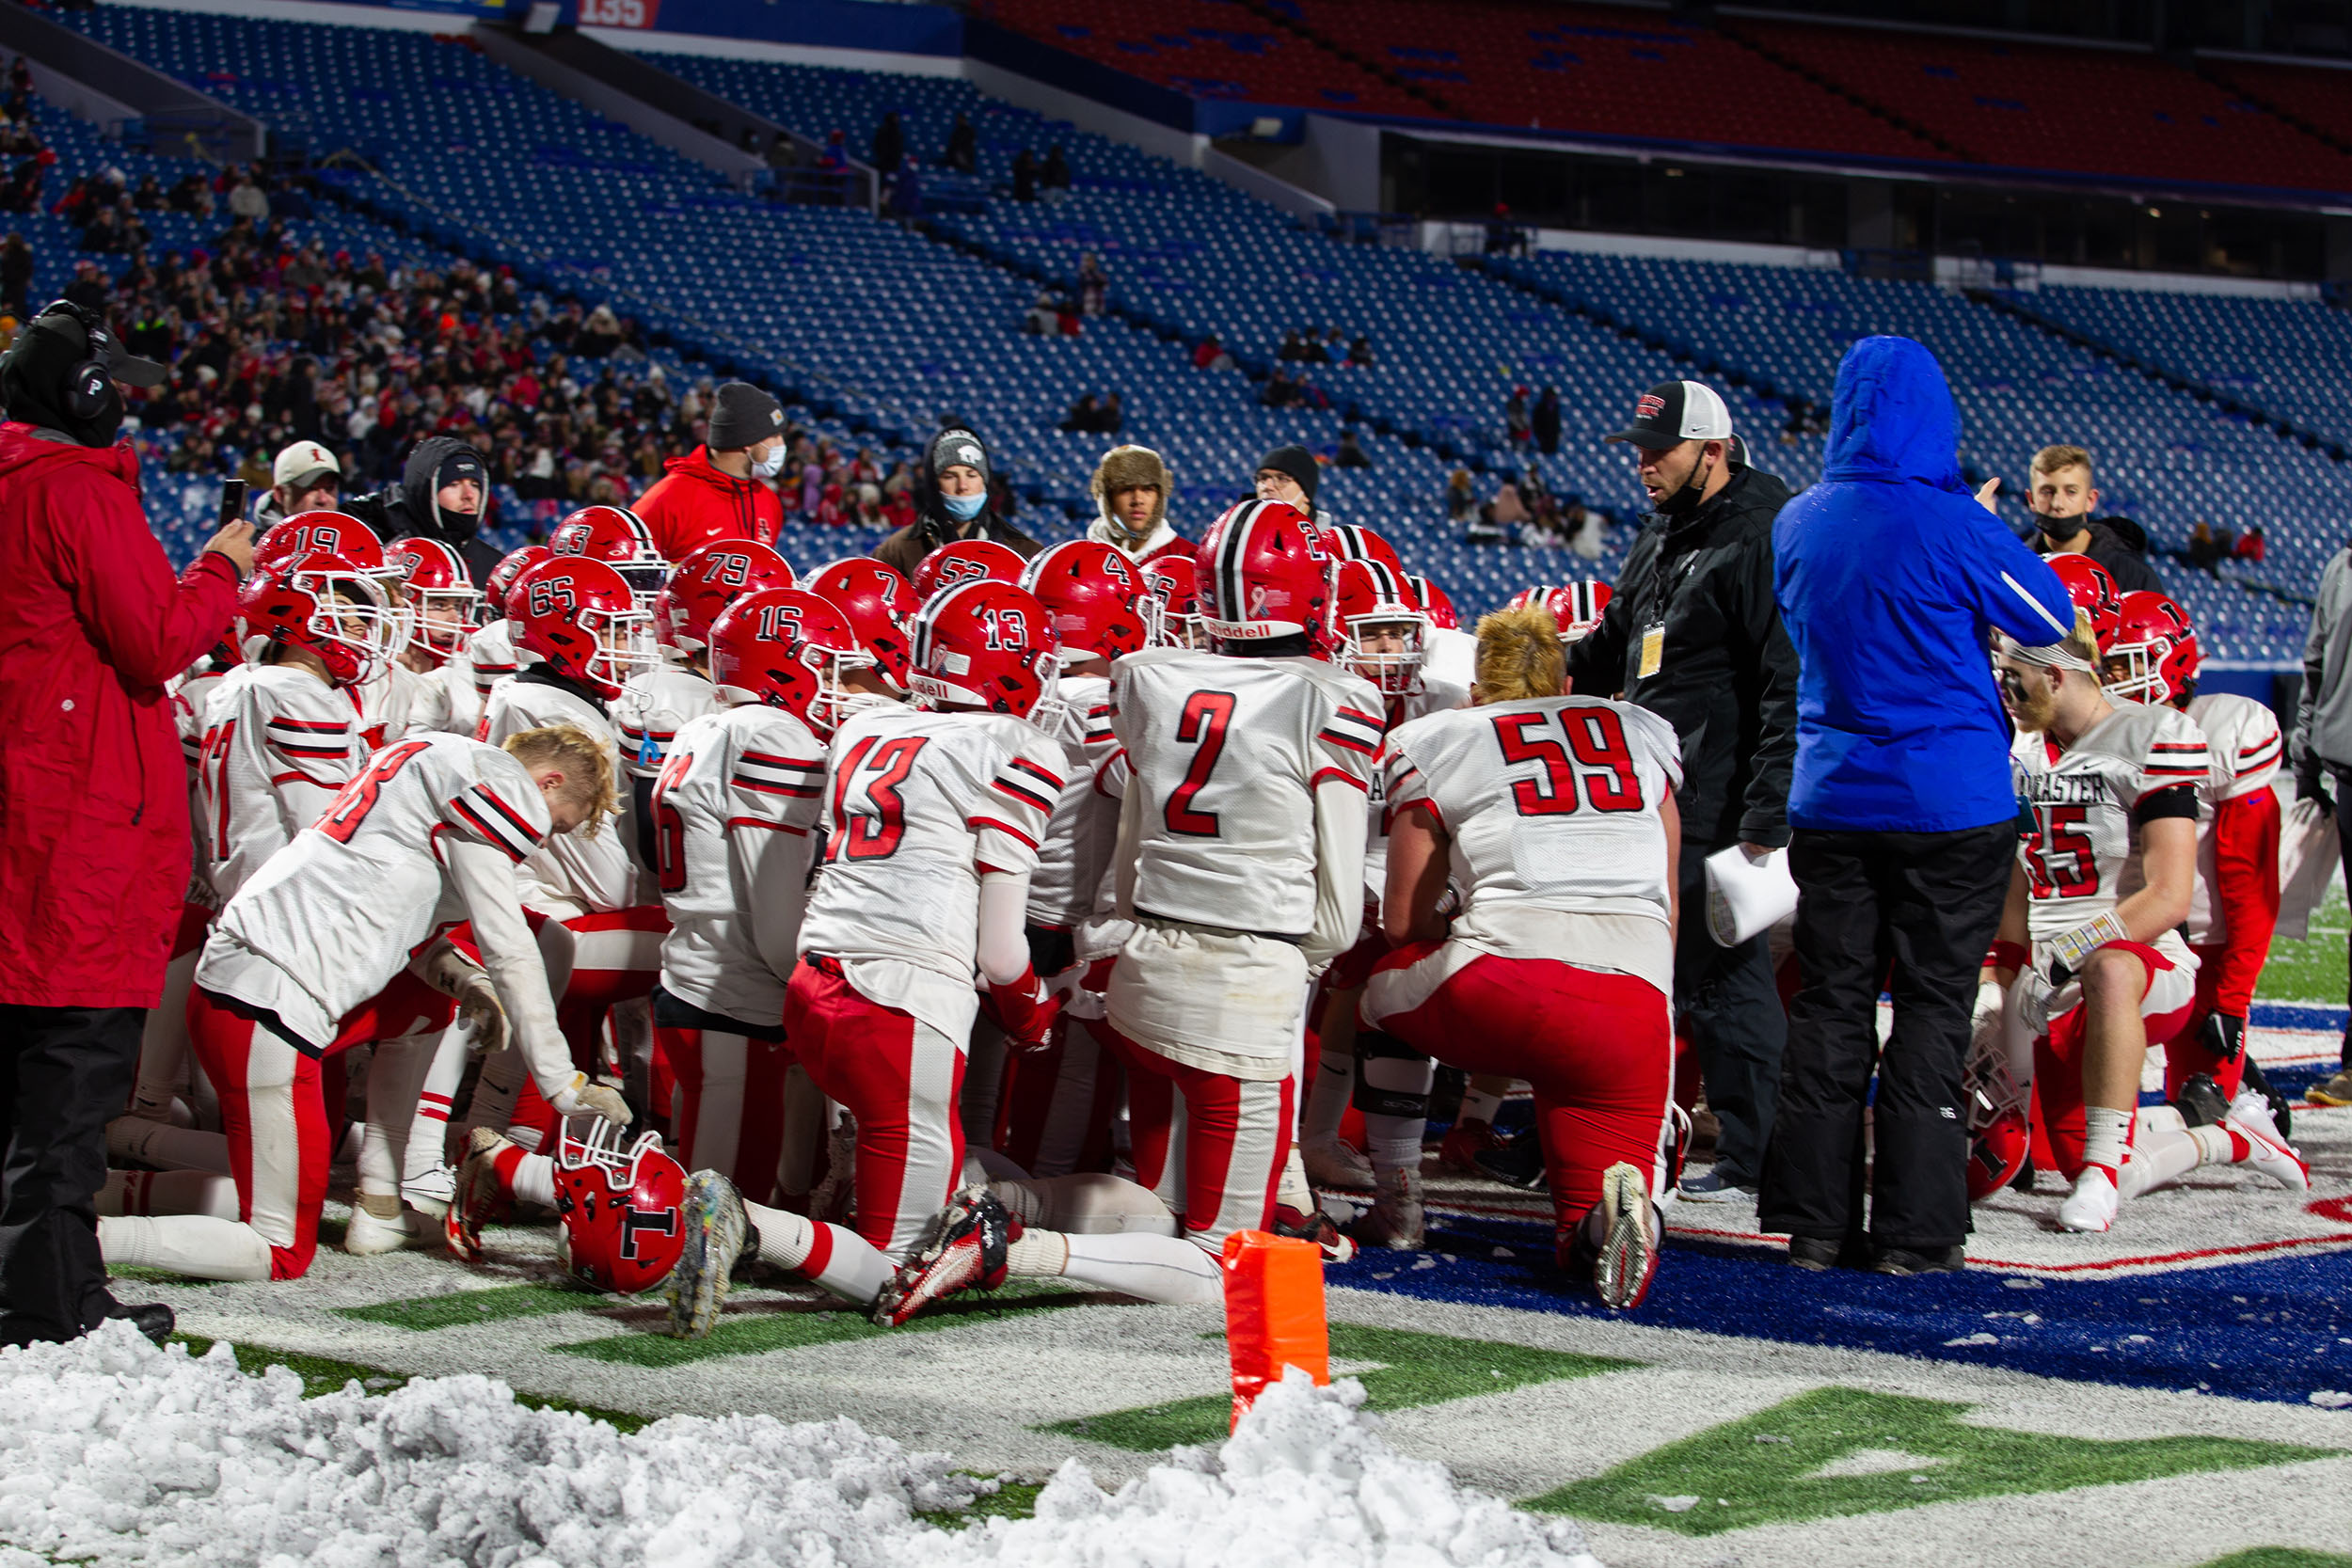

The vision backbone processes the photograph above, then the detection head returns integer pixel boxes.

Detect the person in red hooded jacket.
[630,381,787,559]
[0,299,251,1348]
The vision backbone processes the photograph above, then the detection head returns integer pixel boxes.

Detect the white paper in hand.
[2277,795,2341,942]
[1705,844,1798,947]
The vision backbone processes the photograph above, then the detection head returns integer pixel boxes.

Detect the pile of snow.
[0,1325,1599,1568]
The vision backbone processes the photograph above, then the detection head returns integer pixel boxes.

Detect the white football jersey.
[438,653,484,741]
[797,705,1063,1037]
[2185,691,2285,946]
[203,734,550,1047]
[614,664,723,781]
[197,661,366,901]
[2011,700,2208,947]
[652,701,827,1027]
[1025,673,1122,931]
[1110,649,1382,937]
[467,618,520,711]
[357,661,456,743]
[481,673,635,914]
[1363,677,1470,904]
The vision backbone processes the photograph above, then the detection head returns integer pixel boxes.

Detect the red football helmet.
[1138,555,1205,649]
[483,544,550,624]
[507,556,655,699]
[1963,990,2031,1203]
[707,587,876,737]
[387,536,480,664]
[912,538,1027,603]
[239,551,399,688]
[2046,553,2124,642]
[1019,540,1148,664]
[656,539,796,656]
[805,557,918,695]
[1510,581,1612,643]
[1321,523,1406,577]
[548,505,669,607]
[1327,559,1427,697]
[1406,573,1457,631]
[550,1121,687,1295]
[1196,499,1331,654]
[257,511,395,581]
[1967,1109,2031,1204]
[2102,590,2200,706]
[909,579,1058,719]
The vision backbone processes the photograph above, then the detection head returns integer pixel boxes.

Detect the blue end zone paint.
[1350,1212,2352,1410]
[2252,1004,2347,1033]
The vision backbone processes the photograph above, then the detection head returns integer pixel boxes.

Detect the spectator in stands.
[1193,334,1233,372]
[1484,472,1528,539]
[1254,444,1321,524]
[0,233,27,318]
[254,438,341,531]
[1012,148,1038,203]
[1335,428,1371,469]
[2185,520,2226,572]
[573,305,628,360]
[1346,334,1374,369]
[1765,334,2074,1275]
[630,380,786,559]
[1297,329,1329,366]
[1565,495,1604,561]
[1485,201,1526,257]
[941,112,977,175]
[1088,444,1185,563]
[1446,468,1475,529]
[1042,145,1071,201]
[875,425,1038,578]
[1025,290,1061,338]
[1100,391,1124,436]
[345,436,496,585]
[818,131,849,173]
[2237,523,2266,562]
[1059,393,1103,435]
[1278,330,1305,362]
[63,261,103,314]
[2023,443,2161,592]
[227,170,268,227]
[1572,379,1798,1201]
[1533,384,1562,455]
[888,156,922,221]
[1078,252,1107,316]
[1261,367,1299,410]
[872,112,904,182]
[1505,387,1532,446]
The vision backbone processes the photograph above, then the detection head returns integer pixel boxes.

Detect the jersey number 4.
[1489,706,1643,815]
[826,736,929,862]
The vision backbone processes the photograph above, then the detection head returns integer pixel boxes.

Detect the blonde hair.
[502,722,616,838]
[2061,607,2102,671]
[1473,605,1566,703]
[2031,443,2092,481]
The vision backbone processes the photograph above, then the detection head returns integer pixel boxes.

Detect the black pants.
[1677,846,1787,1185]
[0,1005,141,1346]
[1758,822,2014,1250]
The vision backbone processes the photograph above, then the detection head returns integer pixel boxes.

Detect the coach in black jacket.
[1568,381,1800,1197]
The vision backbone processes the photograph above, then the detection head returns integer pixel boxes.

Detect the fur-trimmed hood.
[1089,443,1172,554]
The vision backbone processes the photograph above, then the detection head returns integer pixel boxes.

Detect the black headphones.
[33,299,116,421]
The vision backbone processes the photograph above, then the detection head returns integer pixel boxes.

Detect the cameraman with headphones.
[0,299,252,1348]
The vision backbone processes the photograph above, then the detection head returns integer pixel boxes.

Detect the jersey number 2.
[1490,707,1643,816]
[826,736,928,862]
[1165,690,1236,837]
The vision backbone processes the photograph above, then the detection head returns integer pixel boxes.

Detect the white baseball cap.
[1607,380,1734,451]
[273,439,341,489]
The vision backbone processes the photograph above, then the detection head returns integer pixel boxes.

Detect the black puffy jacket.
[346,436,501,587]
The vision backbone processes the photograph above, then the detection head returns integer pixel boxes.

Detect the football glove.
[2299,762,2334,816]
[550,1074,632,1127]
[2011,968,2057,1040]
[2200,1010,2246,1064]
[454,972,508,1055]
[984,968,1060,1053]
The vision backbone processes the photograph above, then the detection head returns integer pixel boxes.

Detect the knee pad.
[1353,1030,1432,1119]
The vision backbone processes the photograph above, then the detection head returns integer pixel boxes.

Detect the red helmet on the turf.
[1967,1109,2031,1204]
[912,538,1027,603]
[656,539,796,656]
[239,551,400,689]
[1321,523,1405,576]
[484,545,551,624]
[549,505,668,607]
[551,1121,687,1295]
[909,579,1058,720]
[707,586,875,738]
[2046,554,2124,642]
[1019,539,1148,663]
[1964,996,2031,1203]
[1327,559,1426,697]
[507,557,655,699]
[1197,499,1331,654]
[806,557,918,695]
[1406,573,1457,631]
[387,536,480,663]
[1138,555,1204,649]
[2101,590,2199,707]
[258,511,390,578]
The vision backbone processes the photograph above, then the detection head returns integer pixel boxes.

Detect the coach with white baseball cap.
[1567,378,1800,1201]
[255,437,340,530]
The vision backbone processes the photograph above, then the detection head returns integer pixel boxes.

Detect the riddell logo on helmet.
[1635,394,1666,420]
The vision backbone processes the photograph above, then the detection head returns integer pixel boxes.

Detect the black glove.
[2200,1011,2246,1065]
[2299,762,2334,815]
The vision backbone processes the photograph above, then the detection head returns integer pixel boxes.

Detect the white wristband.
[2048,910,2131,974]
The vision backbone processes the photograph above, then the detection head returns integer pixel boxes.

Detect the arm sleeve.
[1111,775,1143,919]
[976,869,1033,986]
[1960,509,2078,647]
[2208,790,2281,1016]
[445,837,574,1100]
[1738,533,1798,849]
[56,486,243,689]
[1304,768,1371,969]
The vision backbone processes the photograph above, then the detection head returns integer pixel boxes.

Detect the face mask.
[1657,452,1713,517]
[2034,512,2083,540]
[944,490,987,521]
[752,443,786,480]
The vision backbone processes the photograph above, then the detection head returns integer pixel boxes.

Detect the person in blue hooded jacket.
[1760,335,2074,1275]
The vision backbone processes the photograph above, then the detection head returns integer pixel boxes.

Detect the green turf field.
[2260,883,2347,1006]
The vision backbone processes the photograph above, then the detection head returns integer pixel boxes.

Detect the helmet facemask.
[297,566,400,686]
[1343,611,1427,696]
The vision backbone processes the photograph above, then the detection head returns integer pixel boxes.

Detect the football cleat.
[1473,1131,1549,1190]
[1437,1117,1503,1176]
[2058,1164,2121,1233]
[667,1170,750,1339]
[1300,1133,1375,1193]
[2170,1072,2230,1129]
[343,1192,427,1256]
[1271,1200,1358,1265]
[1351,1164,1425,1251]
[401,1163,456,1222]
[2224,1090,2311,1192]
[445,1126,517,1263]
[872,1187,1017,1327]
[2309,1068,2352,1109]
[1593,1162,1659,1310]
[2242,1056,2295,1137]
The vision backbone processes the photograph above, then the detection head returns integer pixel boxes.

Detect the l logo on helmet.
[619,1203,678,1260]
[1635,393,1666,420]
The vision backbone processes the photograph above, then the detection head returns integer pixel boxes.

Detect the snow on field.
[0,1323,1600,1568]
